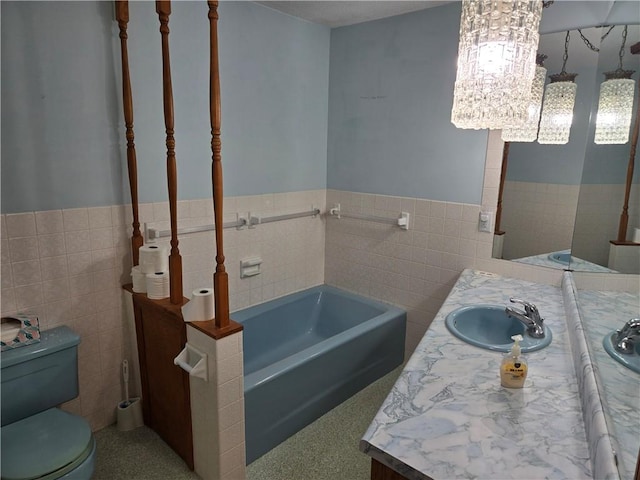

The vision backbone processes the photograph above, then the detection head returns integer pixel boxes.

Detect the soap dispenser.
[500,334,528,388]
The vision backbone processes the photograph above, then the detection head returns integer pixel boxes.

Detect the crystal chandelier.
[451,0,543,130]
[594,26,636,145]
[502,54,547,142]
[538,31,577,144]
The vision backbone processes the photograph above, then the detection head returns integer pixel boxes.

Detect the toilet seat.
[1,408,94,480]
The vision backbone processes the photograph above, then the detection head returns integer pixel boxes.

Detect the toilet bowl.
[1,326,96,480]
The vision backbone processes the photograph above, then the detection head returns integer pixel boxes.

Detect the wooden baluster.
[115,0,144,265]
[616,41,640,243]
[495,141,509,235]
[156,0,183,303]
[208,1,230,328]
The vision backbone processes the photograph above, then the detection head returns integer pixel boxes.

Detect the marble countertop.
[361,269,592,479]
[512,250,617,273]
[576,289,640,480]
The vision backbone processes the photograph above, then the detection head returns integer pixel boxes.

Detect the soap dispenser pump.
[500,334,528,388]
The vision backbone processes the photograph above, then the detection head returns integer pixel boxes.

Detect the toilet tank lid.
[1,325,79,369]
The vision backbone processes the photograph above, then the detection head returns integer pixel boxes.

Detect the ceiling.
[255,1,455,28]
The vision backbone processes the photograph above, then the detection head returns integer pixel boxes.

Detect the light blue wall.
[506,24,640,185]
[1,2,124,213]
[581,24,640,185]
[505,29,602,185]
[326,3,488,205]
[1,1,330,213]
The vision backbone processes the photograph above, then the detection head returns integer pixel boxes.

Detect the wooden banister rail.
[616,41,640,243]
[115,0,144,265]
[208,0,230,328]
[156,0,183,304]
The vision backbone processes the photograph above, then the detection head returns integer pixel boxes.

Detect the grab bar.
[146,207,321,240]
[329,203,410,230]
[249,208,320,226]
[146,216,247,241]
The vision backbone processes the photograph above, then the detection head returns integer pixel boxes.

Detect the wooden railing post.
[115,0,144,265]
[156,0,183,303]
[208,1,230,328]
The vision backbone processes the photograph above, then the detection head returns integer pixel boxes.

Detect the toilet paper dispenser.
[174,344,208,381]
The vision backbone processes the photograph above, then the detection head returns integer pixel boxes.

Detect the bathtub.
[233,284,406,464]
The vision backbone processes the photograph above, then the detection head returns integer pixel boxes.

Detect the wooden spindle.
[208,1,230,328]
[616,42,640,243]
[156,0,183,303]
[495,141,509,235]
[115,0,144,265]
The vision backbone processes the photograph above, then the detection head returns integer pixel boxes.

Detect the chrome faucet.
[505,298,545,338]
[613,318,640,354]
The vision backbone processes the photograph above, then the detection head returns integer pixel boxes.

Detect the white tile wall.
[186,326,246,480]
[142,189,326,312]
[500,181,579,260]
[324,189,496,354]
[573,183,640,266]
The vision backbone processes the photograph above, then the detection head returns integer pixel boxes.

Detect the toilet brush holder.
[116,397,143,432]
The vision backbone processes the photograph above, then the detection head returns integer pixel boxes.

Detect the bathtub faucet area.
[506,298,546,338]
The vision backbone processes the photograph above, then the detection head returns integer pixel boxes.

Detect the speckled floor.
[93,364,402,480]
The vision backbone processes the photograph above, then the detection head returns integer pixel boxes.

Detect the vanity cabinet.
[361,270,592,479]
[371,459,409,480]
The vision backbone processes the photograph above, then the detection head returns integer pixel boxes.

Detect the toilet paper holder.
[174,344,208,381]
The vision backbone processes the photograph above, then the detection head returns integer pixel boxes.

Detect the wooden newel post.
[115,0,144,265]
[156,0,183,304]
[208,1,230,328]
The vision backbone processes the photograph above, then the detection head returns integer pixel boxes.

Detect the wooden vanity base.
[371,459,410,480]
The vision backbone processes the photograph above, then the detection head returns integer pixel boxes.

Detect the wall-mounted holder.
[174,343,208,381]
[329,203,410,230]
[240,256,262,278]
[236,213,247,230]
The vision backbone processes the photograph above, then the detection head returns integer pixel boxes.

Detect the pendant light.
[501,54,547,142]
[451,0,543,130]
[594,26,636,145]
[538,31,578,144]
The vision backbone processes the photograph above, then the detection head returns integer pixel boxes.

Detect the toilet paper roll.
[181,288,215,323]
[633,227,640,243]
[139,245,169,274]
[131,266,147,293]
[1,318,22,343]
[146,272,170,300]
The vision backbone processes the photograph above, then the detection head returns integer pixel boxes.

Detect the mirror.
[493,25,640,273]
[572,24,640,274]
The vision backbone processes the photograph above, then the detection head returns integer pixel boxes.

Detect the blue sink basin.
[548,251,572,265]
[603,332,640,374]
[445,305,552,352]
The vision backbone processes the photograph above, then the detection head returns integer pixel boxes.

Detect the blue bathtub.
[233,284,406,464]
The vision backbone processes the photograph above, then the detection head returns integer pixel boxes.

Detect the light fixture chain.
[600,25,615,42]
[561,30,570,73]
[618,25,628,70]
[577,29,599,52]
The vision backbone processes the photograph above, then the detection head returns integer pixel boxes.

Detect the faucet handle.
[509,298,540,319]
[618,318,640,335]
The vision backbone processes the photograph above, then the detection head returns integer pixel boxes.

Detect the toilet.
[1,325,96,479]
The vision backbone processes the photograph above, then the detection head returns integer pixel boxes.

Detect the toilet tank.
[1,325,80,426]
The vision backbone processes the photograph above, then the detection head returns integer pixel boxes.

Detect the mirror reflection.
[493,25,640,273]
